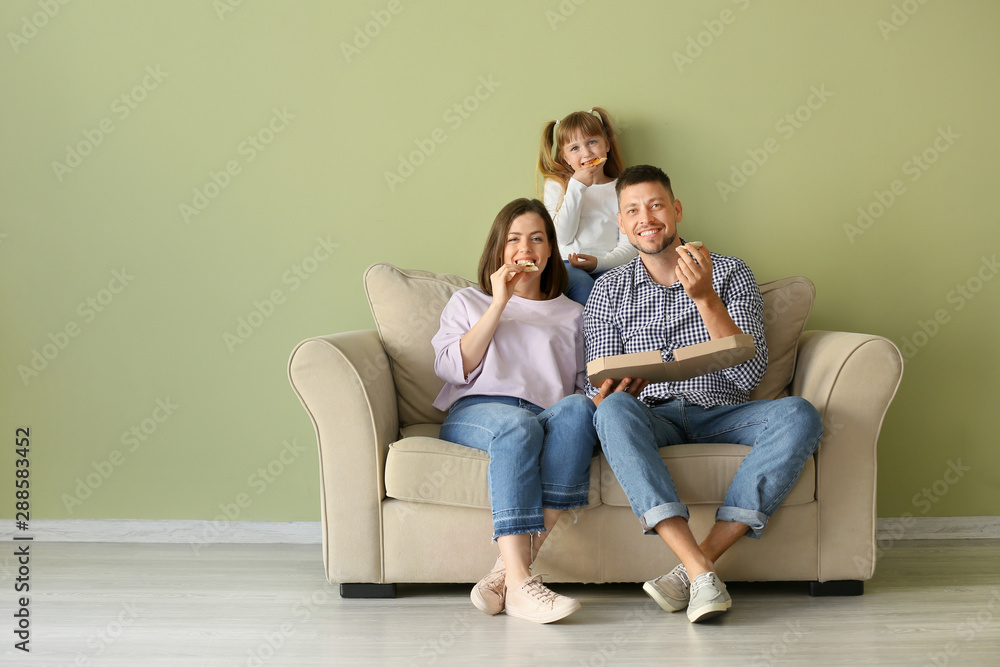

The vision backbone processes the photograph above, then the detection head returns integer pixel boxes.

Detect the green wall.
[2,0,998,522]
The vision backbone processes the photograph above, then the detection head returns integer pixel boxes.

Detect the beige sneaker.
[505,574,580,624]
[470,556,505,615]
[643,564,690,612]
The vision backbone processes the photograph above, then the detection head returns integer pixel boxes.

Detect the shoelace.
[673,564,690,587]
[521,575,558,604]
[480,570,505,596]
[690,572,720,596]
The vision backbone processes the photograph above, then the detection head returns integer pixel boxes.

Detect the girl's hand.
[489,262,528,306]
[592,376,649,408]
[568,253,598,273]
[570,157,607,187]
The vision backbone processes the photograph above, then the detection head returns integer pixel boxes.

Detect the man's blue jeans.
[593,393,822,538]
[440,394,597,540]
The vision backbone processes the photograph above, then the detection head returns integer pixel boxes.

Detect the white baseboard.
[1,519,322,543]
[877,515,1000,540]
[2,516,996,543]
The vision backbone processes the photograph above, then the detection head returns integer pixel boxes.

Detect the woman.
[432,198,641,624]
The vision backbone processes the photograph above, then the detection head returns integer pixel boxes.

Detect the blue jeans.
[439,394,598,539]
[564,261,606,306]
[593,393,822,538]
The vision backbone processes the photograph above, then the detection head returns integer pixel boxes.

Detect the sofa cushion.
[750,276,815,401]
[364,263,473,428]
[599,444,815,507]
[385,432,602,509]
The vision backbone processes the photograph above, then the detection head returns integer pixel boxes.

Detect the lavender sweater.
[432,287,586,412]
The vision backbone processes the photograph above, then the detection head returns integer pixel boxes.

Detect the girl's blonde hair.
[536,107,624,192]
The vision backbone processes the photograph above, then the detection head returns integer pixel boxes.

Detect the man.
[585,164,822,622]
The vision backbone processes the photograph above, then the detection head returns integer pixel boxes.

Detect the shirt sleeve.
[718,262,769,391]
[582,277,624,397]
[545,177,585,251]
[593,229,639,273]
[431,292,484,387]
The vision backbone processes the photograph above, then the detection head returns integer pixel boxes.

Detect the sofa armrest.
[791,330,903,581]
[288,330,399,584]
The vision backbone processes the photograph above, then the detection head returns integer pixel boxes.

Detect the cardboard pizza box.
[587,333,756,385]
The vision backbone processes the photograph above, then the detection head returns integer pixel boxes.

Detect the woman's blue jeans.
[439,394,598,539]
[593,393,822,538]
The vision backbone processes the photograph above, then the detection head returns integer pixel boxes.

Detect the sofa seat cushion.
[599,444,815,508]
[385,431,602,510]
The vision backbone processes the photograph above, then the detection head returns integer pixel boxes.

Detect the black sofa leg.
[809,580,864,596]
[340,583,397,599]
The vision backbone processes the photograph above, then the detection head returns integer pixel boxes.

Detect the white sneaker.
[505,575,580,624]
[686,572,732,622]
[643,564,690,612]
[470,556,505,615]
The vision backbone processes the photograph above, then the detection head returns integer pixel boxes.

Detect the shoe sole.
[642,581,687,612]
[470,588,502,616]
[505,599,581,624]
[686,599,732,623]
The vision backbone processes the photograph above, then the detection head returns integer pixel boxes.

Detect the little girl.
[537,107,637,305]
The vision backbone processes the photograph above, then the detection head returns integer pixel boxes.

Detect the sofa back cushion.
[365,263,813,427]
[751,276,815,401]
[365,263,473,427]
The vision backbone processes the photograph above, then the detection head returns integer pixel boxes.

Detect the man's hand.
[675,243,714,301]
[568,253,598,273]
[592,376,649,408]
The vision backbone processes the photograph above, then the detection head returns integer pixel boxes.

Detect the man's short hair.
[615,165,674,204]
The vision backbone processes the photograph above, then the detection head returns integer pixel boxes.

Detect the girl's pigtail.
[591,106,625,179]
[537,119,570,193]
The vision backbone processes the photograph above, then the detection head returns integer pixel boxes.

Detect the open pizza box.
[587,333,756,385]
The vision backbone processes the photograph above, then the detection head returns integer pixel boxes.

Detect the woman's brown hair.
[477,198,568,300]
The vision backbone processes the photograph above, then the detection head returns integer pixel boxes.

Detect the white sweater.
[543,177,638,273]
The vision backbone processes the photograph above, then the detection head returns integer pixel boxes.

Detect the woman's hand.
[568,253,598,273]
[592,376,649,408]
[489,262,529,307]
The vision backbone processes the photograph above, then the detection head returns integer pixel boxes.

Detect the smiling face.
[617,180,683,256]
[503,213,552,281]
[560,131,610,172]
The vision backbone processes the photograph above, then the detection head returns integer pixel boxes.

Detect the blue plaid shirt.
[583,248,768,408]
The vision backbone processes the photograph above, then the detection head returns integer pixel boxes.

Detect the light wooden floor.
[5,539,999,666]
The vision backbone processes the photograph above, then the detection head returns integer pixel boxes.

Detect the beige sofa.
[288,263,903,598]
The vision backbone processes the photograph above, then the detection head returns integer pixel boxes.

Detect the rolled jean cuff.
[639,502,689,534]
[541,482,590,510]
[492,509,545,541]
[716,506,769,539]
